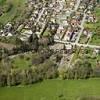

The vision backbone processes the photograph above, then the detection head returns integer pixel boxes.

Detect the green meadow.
[0,79,100,100]
[0,0,26,24]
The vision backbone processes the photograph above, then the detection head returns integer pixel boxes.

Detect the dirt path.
[0,42,16,50]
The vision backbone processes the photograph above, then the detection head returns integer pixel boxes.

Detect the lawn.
[11,55,32,69]
[0,0,26,24]
[0,52,33,69]
[84,7,100,45]
[10,52,43,69]
[43,29,51,37]
[71,47,100,68]
[90,33,100,45]
[0,79,100,100]
[10,52,33,69]
[79,33,88,44]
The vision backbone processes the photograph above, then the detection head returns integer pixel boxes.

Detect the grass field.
[11,53,33,69]
[0,79,100,100]
[84,7,100,45]
[0,0,26,24]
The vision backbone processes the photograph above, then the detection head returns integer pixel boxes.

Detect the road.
[9,51,33,59]
[0,42,16,50]
[54,39,100,49]
[76,43,100,49]
[75,13,87,44]
[36,8,45,24]
[74,0,81,11]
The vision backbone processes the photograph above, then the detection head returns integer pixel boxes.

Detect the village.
[0,1,100,98]
[0,0,100,67]
[0,0,100,69]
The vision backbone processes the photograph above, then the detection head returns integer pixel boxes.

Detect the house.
[50,43,65,52]
[4,22,12,32]
[7,32,13,37]
[0,30,3,36]
[20,30,33,41]
[63,27,72,41]
[71,18,79,27]
[65,44,73,53]
[93,49,100,55]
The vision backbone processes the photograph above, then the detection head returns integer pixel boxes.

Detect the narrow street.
[36,8,45,24]
[54,39,100,49]
[75,13,87,44]
[74,0,81,11]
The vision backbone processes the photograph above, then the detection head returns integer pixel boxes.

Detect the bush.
[37,60,58,79]
[0,72,7,87]
[58,59,93,80]
[58,67,67,80]
[32,54,44,65]
[26,57,30,61]
[19,54,25,59]
[72,60,93,79]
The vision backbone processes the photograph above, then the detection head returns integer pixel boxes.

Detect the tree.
[7,73,12,86]
[9,69,21,86]
[66,68,75,79]
[37,60,58,79]
[20,70,28,85]
[73,59,93,79]
[32,54,44,65]
[0,71,7,86]
[58,67,67,80]
[38,37,49,46]
[26,68,33,84]
[28,33,39,51]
